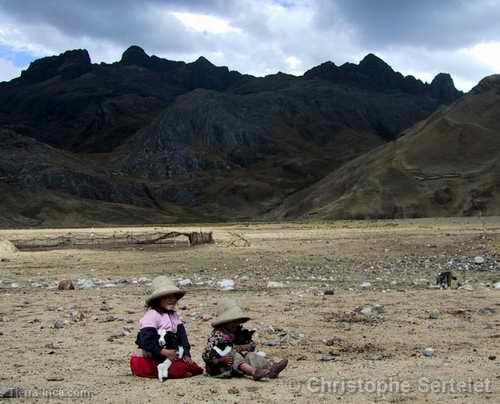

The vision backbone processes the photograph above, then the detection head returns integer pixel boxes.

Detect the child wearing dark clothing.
[130,276,203,380]
[202,299,288,380]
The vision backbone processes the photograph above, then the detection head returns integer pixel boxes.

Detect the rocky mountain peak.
[20,49,91,83]
[358,53,394,75]
[430,73,462,103]
[120,45,150,67]
[192,56,215,67]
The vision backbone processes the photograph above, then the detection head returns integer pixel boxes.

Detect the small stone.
[319,354,336,362]
[296,355,307,361]
[217,279,235,290]
[177,278,192,287]
[360,282,371,288]
[422,347,434,358]
[46,377,64,381]
[323,289,335,295]
[474,256,485,264]
[360,307,373,316]
[267,281,286,288]
[488,355,496,360]
[54,319,65,329]
[57,280,75,290]
[429,310,440,319]
[227,387,239,395]
[201,314,212,321]
[122,326,133,336]
[70,310,85,322]
[76,279,96,289]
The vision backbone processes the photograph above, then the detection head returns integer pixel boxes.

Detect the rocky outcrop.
[304,53,462,103]
[18,49,92,84]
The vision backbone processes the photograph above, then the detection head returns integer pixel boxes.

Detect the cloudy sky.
[0,0,499,90]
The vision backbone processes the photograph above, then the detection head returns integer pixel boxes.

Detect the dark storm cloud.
[0,0,236,54]
[318,0,500,50]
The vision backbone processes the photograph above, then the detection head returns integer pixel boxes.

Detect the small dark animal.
[436,271,457,289]
[161,331,180,349]
[234,329,255,345]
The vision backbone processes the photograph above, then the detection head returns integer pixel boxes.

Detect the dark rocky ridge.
[0,46,465,226]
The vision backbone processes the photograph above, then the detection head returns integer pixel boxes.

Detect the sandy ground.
[0,217,499,403]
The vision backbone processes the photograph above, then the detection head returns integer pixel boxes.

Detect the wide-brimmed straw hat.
[146,276,185,305]
[211,298,250,327]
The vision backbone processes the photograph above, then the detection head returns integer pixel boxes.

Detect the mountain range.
[0,46,479,227]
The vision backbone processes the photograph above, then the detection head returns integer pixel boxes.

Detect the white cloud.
[470,42,500,71]
[171,12,241,34]
[0,57,23,82]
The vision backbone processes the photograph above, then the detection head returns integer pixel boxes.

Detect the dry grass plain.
[1,217,499,403]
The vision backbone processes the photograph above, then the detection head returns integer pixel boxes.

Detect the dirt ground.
[1,217,499,403]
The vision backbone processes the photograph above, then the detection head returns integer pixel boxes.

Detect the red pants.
[130,355,203,379]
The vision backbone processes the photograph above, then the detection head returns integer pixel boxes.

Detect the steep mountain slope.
[274,75,500,219]
[0,47,245,153]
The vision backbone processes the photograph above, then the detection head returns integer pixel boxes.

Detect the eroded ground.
[0,217,499,403]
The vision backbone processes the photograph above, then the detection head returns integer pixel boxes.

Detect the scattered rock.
[360,282,372,288]
[201,314,212,321]
[217,279,235,290]
[227,387,239,395]
[57,280,75,290]
[474,256,485,264]
[54,319,65,329]
[323,289,335,295]
[267,281,285,288]
[177,278,192,287]
[122,326,133,336]
[488,355,496,360]
[360,307,373,316]
[75,279,96,289]
[429,310,440,319]
[319,354,337,362]
[422,347,434,358]
[70,310,85,322]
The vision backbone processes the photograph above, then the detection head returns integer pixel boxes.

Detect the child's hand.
[215,356,233,366]
[161,349,177,361]
[183,356,193,364]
